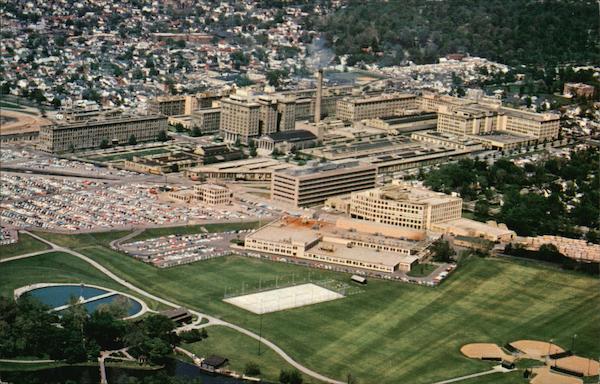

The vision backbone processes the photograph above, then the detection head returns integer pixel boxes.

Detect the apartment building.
[271,160,377,207]
[39,115,168,153]
[336,93,419,122]
[348,184,463,230]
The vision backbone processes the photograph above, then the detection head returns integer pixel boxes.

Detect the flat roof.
[275,159,374,177]
[249,223,321,246]
[309,241,418,267]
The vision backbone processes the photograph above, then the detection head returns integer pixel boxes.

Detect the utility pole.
[257,313,263,355]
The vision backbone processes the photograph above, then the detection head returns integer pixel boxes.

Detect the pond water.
[0,360,248,384]
[24,284,144,317]
[28,285,108,308]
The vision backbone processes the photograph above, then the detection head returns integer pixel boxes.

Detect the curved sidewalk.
[2,231,345,384]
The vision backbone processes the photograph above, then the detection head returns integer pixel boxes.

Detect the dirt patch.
[510,340,564,359]
[530,367,582,384]
[553,355,599,377]
[0,109,51,135]
[460,343,514,362]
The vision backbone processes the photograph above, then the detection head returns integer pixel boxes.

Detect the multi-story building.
[425,93,560,141]
[192,107,221,134]
[39,115,168,153]
[348,184,463,230]
[563,82,595,99]
[271,160,377,207]
[168,183,232,205]
[220,94,304,144]
[497,107,560,140]
[244,217,421,273]
[219,95,261,144]
[148,95,196,116]
[336,93,419,122]
[193,184,233,205]
[436,105,499,136]
[277,97,297,131]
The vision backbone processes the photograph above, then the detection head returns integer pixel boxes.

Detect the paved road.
[2,231,345,384]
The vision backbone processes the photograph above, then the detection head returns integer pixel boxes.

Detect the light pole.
[546,339,554,364]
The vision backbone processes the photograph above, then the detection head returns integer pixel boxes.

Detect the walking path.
[430,365,515,384]
[2,231,345,384]
[109,229,144,250]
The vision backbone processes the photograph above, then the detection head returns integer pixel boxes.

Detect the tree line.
[420,147,599,240]
[313,0,599,67]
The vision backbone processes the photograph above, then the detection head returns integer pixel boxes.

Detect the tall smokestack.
[314,69,323,123]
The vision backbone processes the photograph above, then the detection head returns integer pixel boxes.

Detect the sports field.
[4,229,599,384]
[224,283,344,314]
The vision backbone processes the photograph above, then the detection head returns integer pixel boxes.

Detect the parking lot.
[0,173,275,231]
[118,231,244,268]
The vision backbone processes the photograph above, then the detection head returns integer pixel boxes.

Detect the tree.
[170,163,179,173]
[244,361,261,375]
[234,137,242,148]
[191,126,201,137]
[249,140,257,157]
[430,239,456,262]
[474,198,489,219]
[157,130,169,142]
[99,139,111,149]
[280,369,303,384]
[128,134,137,146]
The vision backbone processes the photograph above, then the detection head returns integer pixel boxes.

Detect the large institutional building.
[347,184,463,230]
[244,216,422,273]
[271,160,377,207]
[219,94,297,144]
[336,93,419,122]
[39,115,168,153]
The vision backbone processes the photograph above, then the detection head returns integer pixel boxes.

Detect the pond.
[21,284,145,318]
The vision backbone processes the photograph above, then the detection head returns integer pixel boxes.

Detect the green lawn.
[0,233,51,260]
[184,326,308,383]
[21,231,600,384]
[406,263,438,277]
[0,251,164,311]
[0,101,24,109]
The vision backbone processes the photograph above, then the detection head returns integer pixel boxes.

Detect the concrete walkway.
[430,365,515,384]
[2,231,345,384]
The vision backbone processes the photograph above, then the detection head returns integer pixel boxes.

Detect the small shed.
[200,355,229,372]
[160,307,193,324]
[351,275,367,285]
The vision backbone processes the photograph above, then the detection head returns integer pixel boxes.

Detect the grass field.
[406,263,437,277]
[0,101,25,109]
[10,230,600,384]
[183,326,302,382]
[0,233,51,260]
[0,251,164,311]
